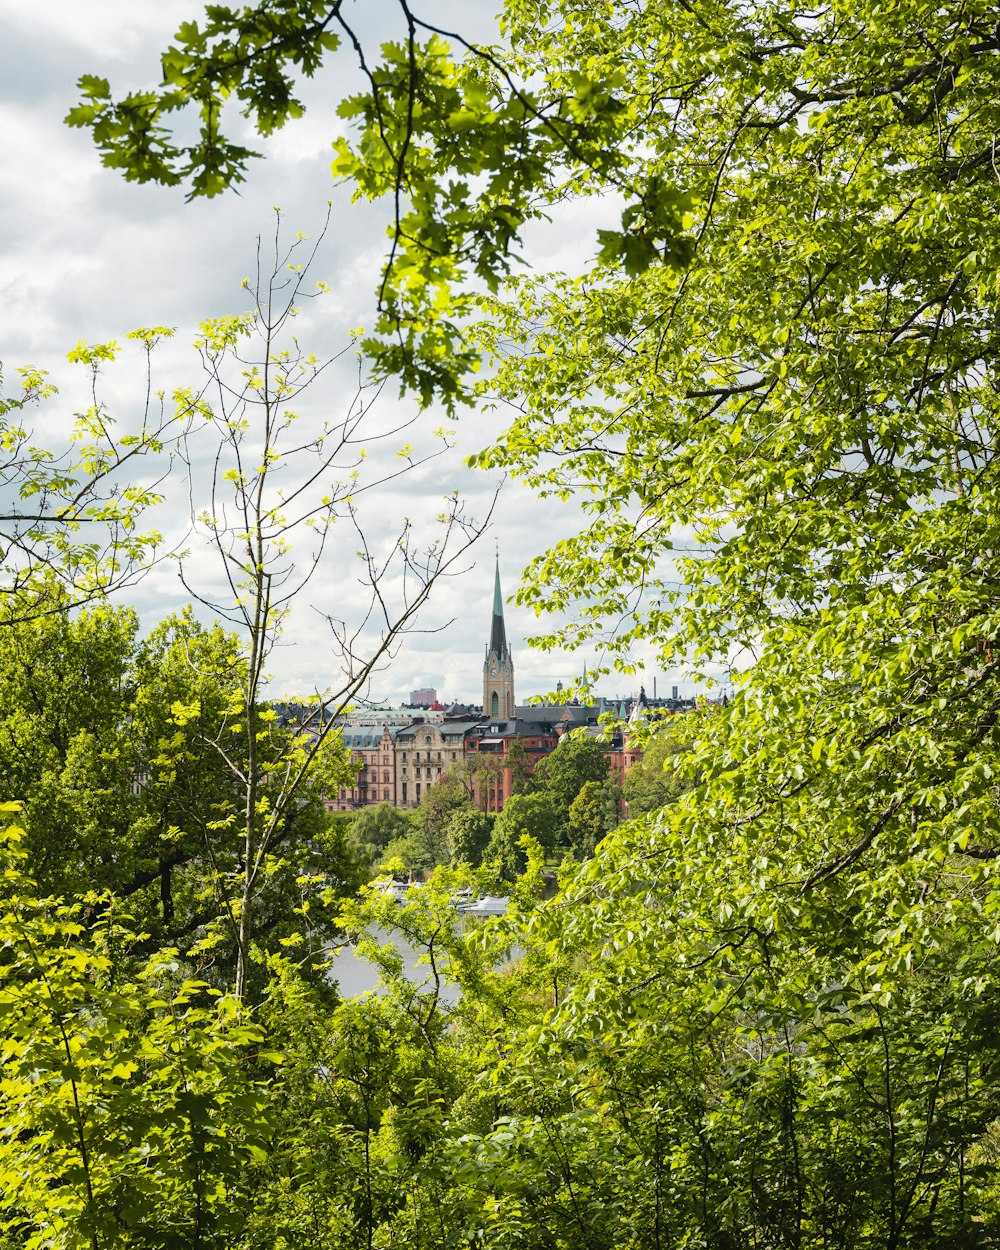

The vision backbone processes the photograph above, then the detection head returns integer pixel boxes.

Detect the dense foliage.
[0,605,359,981]
[621,732,693,817]
[5,0,1000,1245]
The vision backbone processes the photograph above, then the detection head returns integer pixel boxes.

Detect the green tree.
[0,602,240,932]
[444,805,494,867]
[486,792,560,881]
[129,607,251,934]
[68,4,616,405]
[413,768,472,867]
[0,601,358,976]
[621,733,693,818]
[446,751,506,814]
[136,613,366,977]
[0,810,277,1249]
[267,877,483,1249]
[529,737,611,818]
[348,802,414,868]
[566,777,620,858]
[0,601,141,896]
[67,2,1000,1241]
[372,774,475,878]
[174,218,483,998]
[0,332,193,620]
[503,738,533,797]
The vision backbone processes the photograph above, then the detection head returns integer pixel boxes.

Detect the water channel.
[327,923,462,1003]
[327,878,558,1000]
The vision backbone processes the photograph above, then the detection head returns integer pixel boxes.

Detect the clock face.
[490,665,498,676]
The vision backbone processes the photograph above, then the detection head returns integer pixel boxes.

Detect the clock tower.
[483,558,515,719]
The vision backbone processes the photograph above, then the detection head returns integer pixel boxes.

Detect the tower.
[483,558,515,719]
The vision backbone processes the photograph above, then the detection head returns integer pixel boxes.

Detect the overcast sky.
[0,0,706,706]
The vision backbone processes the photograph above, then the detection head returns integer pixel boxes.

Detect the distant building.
[324,724,399,812]
[340,704,445,724]
[322,559,700,816]
[483,559,515,720]
[462,565,603,809]
[464,712,574,811]
[394,718,481,809]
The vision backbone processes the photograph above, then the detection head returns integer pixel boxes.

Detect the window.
[491,692,499,716]
[383,790,388,801]
[415,751,420,761]
[402,783,408,801]
[416,783,421,798]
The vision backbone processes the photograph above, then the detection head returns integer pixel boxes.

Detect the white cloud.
[0,3,699,706]
[5,0,192,61]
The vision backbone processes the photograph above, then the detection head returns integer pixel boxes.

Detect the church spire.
[484,554,515,719]
[490,557,508,659]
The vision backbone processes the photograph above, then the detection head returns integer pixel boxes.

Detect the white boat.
[373,878,417,903]
[461,894,509,917]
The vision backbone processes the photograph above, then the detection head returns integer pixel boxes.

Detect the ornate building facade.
[394,718,482,810]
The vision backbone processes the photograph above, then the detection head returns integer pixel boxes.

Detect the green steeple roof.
[489,557,508,658]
